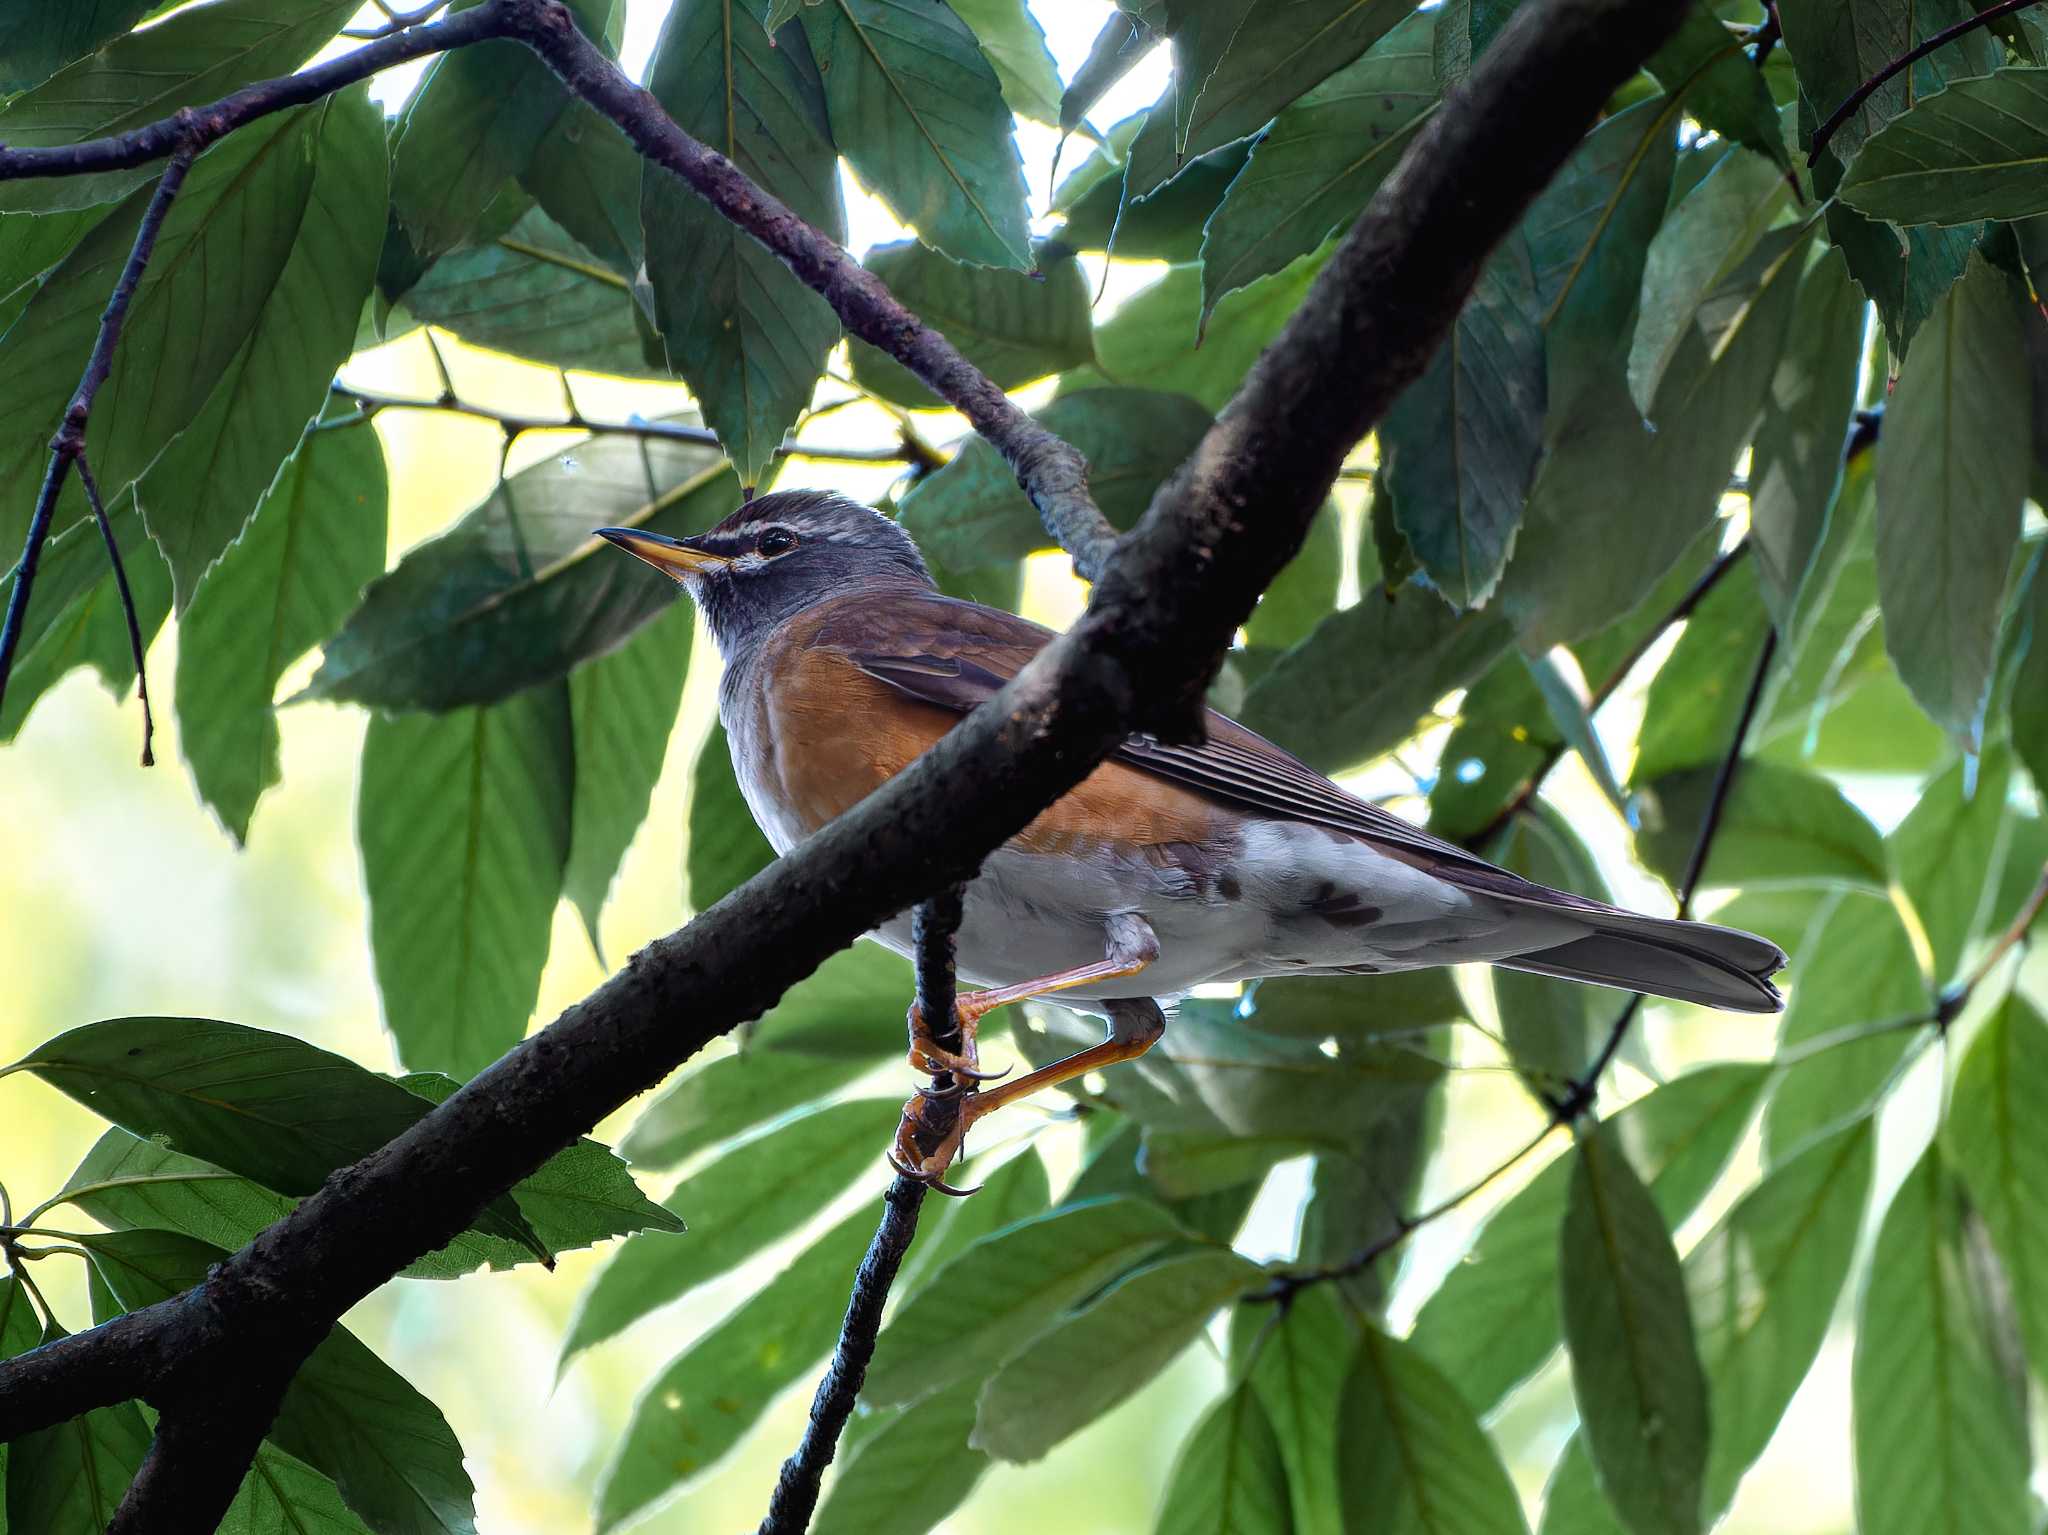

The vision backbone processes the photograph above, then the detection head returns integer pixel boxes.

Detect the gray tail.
[1495,908,1786,1013]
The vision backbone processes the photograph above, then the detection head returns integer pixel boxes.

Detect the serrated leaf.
[1238,591,1512,773]
[1197,10,1436,318]
[564,600,691,946]
[643,0,841,484]
[618,1050,872,1170]
[359,685,573,1078]
[1636,760,1888,891]
[800,0,1032,268]
[948,0,1062,123]
[899,389,1211,568]
[1339,1325,1531,1535]
[306,432,738,711]
[974,1247,1261,1461]
[1776,0,1999,161]
[813,1379,990,1535]
[1853,1146,2030,1535]
[1057,118,1250,262]
[1890,748,2014,985]
[1763,891,1930,1163]
[138,88,385,607]
[558,1097,891,1372]
[1061,11,1152,134]
[849,240,1092,407]
[1842,68,2048,224]
[0,0,360,214]
[864,1196,1190,1407]
[1875,253,2028,744]
[1154,1383,1290,1535]
[1384,231,1545,608]
[596,1203,877,1531]
[175,415,386,842]
[1246,1283,1356,1535]
[1823,193,1977,358]
[1410,1065,1765,1414]
[1644,5,1787,171]
[1560,1126,1709,1535]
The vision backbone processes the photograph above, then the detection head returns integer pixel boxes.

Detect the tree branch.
[1808,0,2044,165]
[0,0,1691,1493]
[105,1369,301,1534]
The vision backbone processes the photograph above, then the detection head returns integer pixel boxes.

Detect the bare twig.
[0,150,192,751]
[1808,0,2045,165]
[105,1370,301,1534]
[1941,859,2048,1024]
[77,459,154,766]
[343,0,455,40]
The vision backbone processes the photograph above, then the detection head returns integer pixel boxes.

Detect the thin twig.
[757,889,966,1535]
[342,0,455,40]
[77,459,153,766]
[1808,0,2044,165]
[0,150,192,746]
[1941,859,2048,1024]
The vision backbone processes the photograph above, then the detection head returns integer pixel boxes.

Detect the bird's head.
[596,489,933,657]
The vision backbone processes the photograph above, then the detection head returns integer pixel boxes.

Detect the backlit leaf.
[1636,760,1888,892]
[1890,747,2014,986]
[1154,1384,1290,1535]
[685,720,778,912]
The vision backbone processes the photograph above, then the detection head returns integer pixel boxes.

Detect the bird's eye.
[757,527,798,556]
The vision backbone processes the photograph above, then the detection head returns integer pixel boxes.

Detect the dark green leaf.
[1246,1283,1356,1535]
[685,720,778,912]
[2,1319,151,1535]
[0,0,360,214]
[1243,501,1344,651]
[1824,194,1977,357]
[800,0,1032,269]
[974,1247,1261,1461]
[359,685,574,1077]
[564,600,692,947]
[1410,1065,1765,1414]
[59,1127,299,1253]
[2014,547,2048,798]
[1154,1384,1290,1535]
[1776,0,1999,160]
[812,1379,990,1535]
[1491,806,1609,1095]
[1524,649,1628,817]
[595,1203,877,1531]
[1636,759,1888,891]
[864,1196,1189,1407]
[1842,68,2048,223]
[899,389,1211,568]
[1763,890,1930,1163]
[1197,10,1436,318]
[849,241,1093,408]
[1338,1325,1531,1535]
[1875,253,2028,744]
[558,1097,892,1372]
[1890,747,2014,985]
[1074,257,1322,411]
[1748,248,1862,632]
[221,1445,376,1535]
[305,432,738,711]
[176,415,387,843]
[1560,1125,1709,1535]
[1056,122,1250,262]
[1384,232,1545,608]
[1238,591,1512,773]
[1853,1146,2030,1535]
[618,1049,873,1170]
[1060,11,1152,134]
[948,0,1062,123]
[519,102,644,279]
[1630,554,1769,786]
[744,942,918,1058]
[1645,4,1787,170]
[644,0,841,483]
[0,2,158,93]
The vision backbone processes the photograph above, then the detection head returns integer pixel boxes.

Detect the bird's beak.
[594,526,732,579]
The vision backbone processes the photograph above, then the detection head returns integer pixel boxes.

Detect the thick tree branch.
[0,0,1690,1492]
[105,1369,301,1534]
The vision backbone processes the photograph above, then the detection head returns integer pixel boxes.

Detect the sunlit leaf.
[1154,1384,1291,1535]
[1636,759,1887,891]
[812,1379,990,1535]
[1246,1283,1356,1535]
[1890,747,2014,986]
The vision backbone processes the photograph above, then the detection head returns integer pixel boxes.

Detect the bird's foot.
[888,1093,984,1196]
[902,1001,1010,1082]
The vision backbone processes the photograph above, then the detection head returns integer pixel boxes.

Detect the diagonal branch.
[0,6,1692,1531]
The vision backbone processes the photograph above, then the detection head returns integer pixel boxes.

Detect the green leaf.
[596,1203,877,1531]
[863,1196,1189,1407]
[389,0,613,262]
[0,2,158,93]
[175,415,387,843]
[2014,550,2048,799]
[849,240,1093,408]
[358,685,574,1078]
[1844,67,2048,223]
[138,88,385,607]
[1560,1125,1709,1535]
[895,1149,1052,1299]
[1197,10,1436,318]
[59,1127,298,1253]
[558,1097,891,1372]
[1875,253,2028,744]
[1491,806,1609,1094]
[973,1247,1262,1461]
[0,0,360,214]
[1944,992,2048,1371]
[1636,760,1888,891]
[1409,1064,1765,1414]
[1238,591,1512,773]
[221,1445,376,1535]
[1060,11,1152,135]
[1384,231,1545,608]
[1122,0,1415,202]
[643,0,842,484]
[1246,1283,1356,1535]
[1853,1146,2031,1535]
[305,432,738,711]
[684,720,778,911]
[1,1320,152,1535]
[1823,191,1977,357]
[564,600,692,947]
[1763,890,1930,1163]
[1630,555,1769,786]
[1056,121,1250,262]
[947,0,1062,123]
[899,389,1211,568]
[394,208,663,379]
[618,1050,874,1169]
[1644,5,1787,171]
[1154,1383,1291,1535]
[518,101,644,279]
[1338,1325,1531,1535]
[1748,248,1863,633]
[1776,0,1999,160]
[1890,748,2014,985]
[800,0,1032,269]
[84,1228,477,1535]
[744,942,919,1057]
[1243,501,1345,652]
[812,1379,990,1535]
[1524,649,1628,818]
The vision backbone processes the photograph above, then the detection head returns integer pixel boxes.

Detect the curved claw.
[916,1078,967,1103]
[883,1147,981,1197]
[911,1054,1011,1084]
